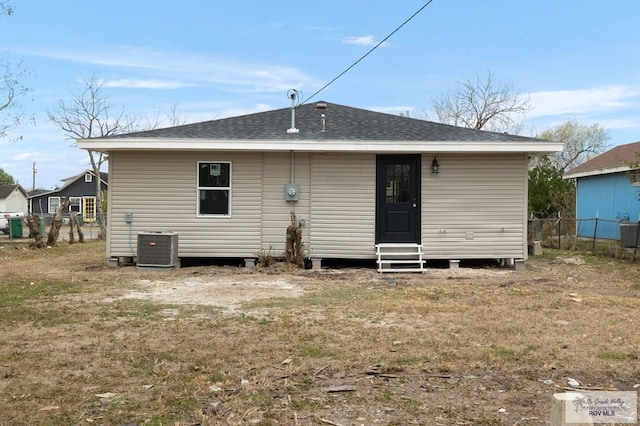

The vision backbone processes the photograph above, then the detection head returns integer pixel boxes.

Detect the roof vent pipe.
[286,89,300,134]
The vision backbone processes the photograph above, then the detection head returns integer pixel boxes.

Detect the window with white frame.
[85,173,93,182]
[48,197,61,214]
[197,162,231,216]
[69,197,82,213]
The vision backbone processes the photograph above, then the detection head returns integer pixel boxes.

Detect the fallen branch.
[314,365,330,376]
[319,418,343,426]
[324,385,356,393]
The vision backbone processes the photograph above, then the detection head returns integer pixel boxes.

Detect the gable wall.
[422,153,528,259]
[309,152,377,258]
[261,152,311,256]
[0,189,28,213]
[107,151,529,261]
[107,151,262,258]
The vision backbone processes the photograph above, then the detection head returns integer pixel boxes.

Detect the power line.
[302,0,436,105]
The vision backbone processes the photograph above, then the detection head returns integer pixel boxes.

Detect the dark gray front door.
[376,154,421,243]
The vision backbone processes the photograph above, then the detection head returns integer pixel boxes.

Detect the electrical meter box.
[285,183,299,201]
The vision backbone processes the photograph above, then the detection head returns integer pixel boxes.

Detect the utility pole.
[32,161,36,192]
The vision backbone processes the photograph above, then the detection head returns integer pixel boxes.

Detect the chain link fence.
[529,217,640,261]
[1,213,106,241]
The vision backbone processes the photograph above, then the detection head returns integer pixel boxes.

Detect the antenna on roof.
[286,89,301,134]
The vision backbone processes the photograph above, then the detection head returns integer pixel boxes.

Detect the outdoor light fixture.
[431,157,440,174]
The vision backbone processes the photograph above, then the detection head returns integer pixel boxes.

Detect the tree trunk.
[285,211,304,268]
[72,211,84,243]
[91,162,107,240]
[47,198,69,246]
[27,214,46,248]
[69,212,75,244]
[68,211,84,244]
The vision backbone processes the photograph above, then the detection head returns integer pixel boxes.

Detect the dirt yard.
[0,239,639,425]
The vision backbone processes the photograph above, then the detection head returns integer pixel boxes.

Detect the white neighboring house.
[0,184,28,234]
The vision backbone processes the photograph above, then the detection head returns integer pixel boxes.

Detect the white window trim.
[48,196,61,214]
[69,196,82,212]
[85,173,93,183]
[197,161,232,217]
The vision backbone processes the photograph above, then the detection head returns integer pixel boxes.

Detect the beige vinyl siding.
[107,151,262,258]
[422,153,528,259]
[261,152,310,255]
[310,153,376,258]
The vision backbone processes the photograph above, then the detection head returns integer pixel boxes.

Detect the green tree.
[528,156,575,218]
[0,167,15,185]
[529,121,609,219]
[626,153,640,203]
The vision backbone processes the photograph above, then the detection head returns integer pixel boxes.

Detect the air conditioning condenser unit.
[137,231,179,268]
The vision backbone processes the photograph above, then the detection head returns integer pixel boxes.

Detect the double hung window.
[198,162,231,216]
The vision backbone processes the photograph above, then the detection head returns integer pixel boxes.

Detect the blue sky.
[1,1,640,189]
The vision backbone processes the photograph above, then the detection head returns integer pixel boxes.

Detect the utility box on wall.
[137,231,179,268]
[285,183,299,202]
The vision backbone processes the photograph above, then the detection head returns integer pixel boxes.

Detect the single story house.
[564,141,640,240]
[0,184,28,213]
[29,170,108,223]
[78,101,561,270]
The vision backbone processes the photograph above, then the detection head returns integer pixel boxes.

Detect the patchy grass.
[1,240,640,424]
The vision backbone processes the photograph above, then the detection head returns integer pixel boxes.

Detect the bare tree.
[431,72,531,132]
[537,120,609,172]
[1,2,31,141]
[48,75,136,240]
[0,1,13,16]
[138,103,188,130]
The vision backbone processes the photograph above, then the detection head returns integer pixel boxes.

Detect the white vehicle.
[1,212,24,235]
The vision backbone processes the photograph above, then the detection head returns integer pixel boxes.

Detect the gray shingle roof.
[0,184,27,200]
[111,101,543,142]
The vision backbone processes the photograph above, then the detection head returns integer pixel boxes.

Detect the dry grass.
[1,239,640,425]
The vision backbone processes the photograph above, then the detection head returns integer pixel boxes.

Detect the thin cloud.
[529,86,640,117]
[343,35,391,47]
[596,117,640,131]
[14,46,318,93]
[369,105,416,116]
[11,152,39,161]
[103,79,194,90]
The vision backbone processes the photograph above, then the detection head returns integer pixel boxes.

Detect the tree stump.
[27,214,46,248]
[68,212,85,244]
[47,198,70,246]
[286,211,304,268]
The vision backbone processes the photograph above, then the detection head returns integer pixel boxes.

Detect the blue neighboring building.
[564,141,640,240]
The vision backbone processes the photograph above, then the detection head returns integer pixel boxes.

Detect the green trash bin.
[9,218,23,238]
[38,217,46,237]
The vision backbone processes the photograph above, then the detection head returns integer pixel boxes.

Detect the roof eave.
[563,165,632,180]
[77,138,563,154]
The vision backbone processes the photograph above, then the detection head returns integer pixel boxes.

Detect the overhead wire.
[302,0,436,105]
